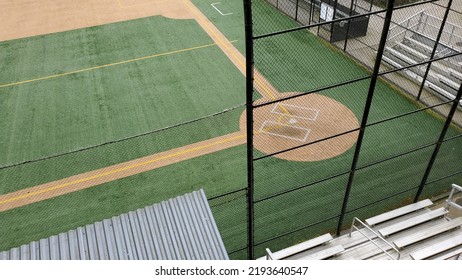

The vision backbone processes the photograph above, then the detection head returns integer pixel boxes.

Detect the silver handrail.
[265,248,276,260]
[349,217,401,260]
[387,9,427,42]
[445,184,462,212]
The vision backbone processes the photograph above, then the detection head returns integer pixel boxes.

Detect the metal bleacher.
[382,11,462,106]
[259,184,462,260]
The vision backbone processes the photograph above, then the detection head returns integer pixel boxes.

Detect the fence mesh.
[249,0,461,259]
[1,0,461,261]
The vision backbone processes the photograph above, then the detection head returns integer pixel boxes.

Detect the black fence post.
[317,0,322,36]
[414,84,462,202]
[243,0,255,260]
[343,0,355,51]
[416,0,453,101]
[330,0,339,42]
[336,0,396,236]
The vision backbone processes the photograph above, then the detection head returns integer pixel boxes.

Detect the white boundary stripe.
[271,103,320,121]
[211,3,233,16]
[259,121,311,142]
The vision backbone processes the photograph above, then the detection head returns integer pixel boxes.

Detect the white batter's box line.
[259,121,311,142]
[211,3,233,16]
[271,103,320,121]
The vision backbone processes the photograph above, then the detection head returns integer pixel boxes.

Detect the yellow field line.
[181,0,294,122]
[0,133,246,206]
[0,42,228,89]
[181,0,279,101]
[116,0,124,8]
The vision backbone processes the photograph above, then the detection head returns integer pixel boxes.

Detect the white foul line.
[211,3,233,16]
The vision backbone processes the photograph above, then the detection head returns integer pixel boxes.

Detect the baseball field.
[1,0,461,258]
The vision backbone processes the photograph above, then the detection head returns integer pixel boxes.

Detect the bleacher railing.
[445,184,462,212]
[349,217,401,260]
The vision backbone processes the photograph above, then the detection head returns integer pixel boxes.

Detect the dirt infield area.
[241,93,360,162]
[1,0,192,41]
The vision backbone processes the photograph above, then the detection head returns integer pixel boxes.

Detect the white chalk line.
[271,102,320,121]
[259,121,311,142]
[211,3,233,16]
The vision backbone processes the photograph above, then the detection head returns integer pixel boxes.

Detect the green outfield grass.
[1,0,461,259]
[192,0,246,54]
[0,16,245,166]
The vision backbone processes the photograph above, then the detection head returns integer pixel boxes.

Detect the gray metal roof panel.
[39,238,50,260]
[0,190,228,260]
[30,241,40,260]
[0,189,228,260]
[168,196,191,260]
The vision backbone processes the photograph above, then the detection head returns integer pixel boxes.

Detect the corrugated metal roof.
[0,189,228,260]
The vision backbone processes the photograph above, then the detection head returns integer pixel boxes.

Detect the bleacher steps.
[385,47,418,66]
[427,81,462,105]
[438,74,460,91]
[403,37,433,55]
[378,208,448,237]
[393,217,462,249]
[334,239,396,260]
[410,234,462,260]
[450,69,462,81]
[260,184,462,260]
[328,228,378,250]
[302,245,345,260]
[365,199,432,227]
[258,233,332,260]
[432,247,462,260]
[396,42,428,60]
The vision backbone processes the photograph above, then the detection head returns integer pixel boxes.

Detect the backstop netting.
[247,0,462,258]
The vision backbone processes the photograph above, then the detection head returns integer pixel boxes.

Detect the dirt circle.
[240,93,360,162]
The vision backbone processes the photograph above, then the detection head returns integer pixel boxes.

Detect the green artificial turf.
[1,0,461,259]
[0,145,247,252]
[0,16,245,166]
[192,0,246,55]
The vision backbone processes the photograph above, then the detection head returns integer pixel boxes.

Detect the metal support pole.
[449,25,455,46]
[343,0,355,51]
[336,0,396,236]
[416,0,453,101]
[330,0,339,42]
[243,0,255,260]
[317,0,323,36]
[309,0,314,26]
[295,0,299,22]
[414,84,462,202]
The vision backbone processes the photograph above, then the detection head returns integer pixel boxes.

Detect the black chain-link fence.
[246,0,462,259]
[1,0,461,261]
